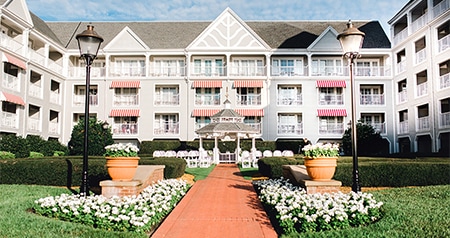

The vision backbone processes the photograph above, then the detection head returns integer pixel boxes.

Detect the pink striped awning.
[109,109,140,117]
[234,80,263,88]
[2,53,26,69]
[235,109,264,117]
[317,109,347,117]
[110,81,140,88]
[316,80,346,88]
[0,91,25,105]
[192,81,222,88]
[192,109,220,117]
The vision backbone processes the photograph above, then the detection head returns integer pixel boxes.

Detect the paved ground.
[151,164,278,238]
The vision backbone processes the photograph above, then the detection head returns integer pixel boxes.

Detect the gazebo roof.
[195,108,259,136]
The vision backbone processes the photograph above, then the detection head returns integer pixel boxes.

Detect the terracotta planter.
[105,157,140,181]
[303,157,337,181]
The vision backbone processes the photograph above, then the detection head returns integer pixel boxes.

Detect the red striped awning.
[235,109,264,117]
[109,109,140,117]
[317,109,347,117]
[234,80,263,88]
[316,80,346,88]
[192,109,220,117]
[192,81,222,88]
[2,53,26,69]
[110,81,140,88]
[0,91,25,105]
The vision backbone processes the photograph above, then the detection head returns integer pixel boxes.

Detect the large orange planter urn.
[105,157,140,181]
[303,157,338,181]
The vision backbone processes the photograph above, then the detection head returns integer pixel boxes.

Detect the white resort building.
[0,0,449,155]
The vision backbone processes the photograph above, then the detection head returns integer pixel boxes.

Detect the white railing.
[438,34,450,53]
[237,94,261,106]
[355,66,386,77]
[360,94,385,105]
[319,123,345,134]
[278,123,303,135]
[311,66,347,76]
[48,121,59,134]
[110,66,146,77]
[69,66,106,78]
[0,111,18,129]
[416,116,430,131]
[48,60,63,75]
[393,27,409,46]
[2,73,20,91]
[151,65,186,77]
[154,94,179,105]
[415,48,426,64]
[319,94,344,105]
[195,122,209,130]
[433,0,450,18]
[246,122,262,134]
[440,72,450,89]
[154,122,179,135]
[439,111,450,128]
[49,91,60,104]
[417,82,428,97]
[229,66,266,77]
[29,49,45,66]
[29,84,42,98]
[195,94,221,106]
[0,33,23,53]
[411,13,427,32]
[112,123,139,135]
[28,118,41,132]
[190,65,225,77]
[72,95,99,106]
[398,90,408,103]
[113,95,139,106]
[277,95,302,106]
[398,121,409,134]
[271,66,308,76]
[367,122,386,134]
[396,60,406,74]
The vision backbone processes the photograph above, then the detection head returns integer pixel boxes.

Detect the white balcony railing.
[73,95,99,106]
[278,123,303,135]
[112,123,139,135]
[246,122,262,134]
[319,94,344,105]
[411,13,428,32]
[398,121,409,134]
[29,84,42,98]
[190,65,225,77]
[396,60,406,74]
[416,116,430,131]
[0,111,18,129]
[277,95,302,106]
[440,72,450,89]
[48,121,59,134]
[49,91,60,104]
[398,90,407,103]
[360,94,385,105]
[311,66,347,76]
[154,94,179,105]
[151,65,186,77]
[113,95,139,106]
[415,48,426,64]
[271,66,307,76]
[48,60,63,75]
[69,66,106,78]
[393,27,409,45]
[417,82,428,97]
[237,94,261,106]
[154,122,179,135]
[230,66,266,77]
[367,122,386,134]
[319,123,345,134]
[29,49,45,65]
[438,34,450,53]
[28,118,41,132]
[439,111,450,128]
[110,66,146,77]
[0,33,24,53]
[2,73,20,91]
[355,66,387,77]
[195,94,221,106]
[433,0,450,18]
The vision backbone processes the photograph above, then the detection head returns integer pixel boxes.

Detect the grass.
[185,165,216,181]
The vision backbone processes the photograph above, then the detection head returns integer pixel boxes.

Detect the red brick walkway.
[151,164,278,238]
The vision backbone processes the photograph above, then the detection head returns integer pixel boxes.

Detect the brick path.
[151,164,278,238]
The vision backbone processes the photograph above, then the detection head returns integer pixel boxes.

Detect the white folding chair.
[273,150,282,157]
[263,150,273,157]
[187,150,199,168]
[241,150,252,168]
[199,150,211,168]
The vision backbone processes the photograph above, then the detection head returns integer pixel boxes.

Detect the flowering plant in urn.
[302,143,339,159]
[104,143,139,157]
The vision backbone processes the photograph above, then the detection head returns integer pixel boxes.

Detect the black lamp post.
[76,25,104,196]
[337,20,365,193]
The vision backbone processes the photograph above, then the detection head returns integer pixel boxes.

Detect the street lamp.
[76,25,104,196]
[337,20,365,193]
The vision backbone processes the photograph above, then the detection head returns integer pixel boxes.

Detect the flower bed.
[253,178,383,234]
[33,179,189,233]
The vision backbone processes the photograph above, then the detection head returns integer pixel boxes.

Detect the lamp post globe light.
[337,20,365,193]
[76,25,104,196]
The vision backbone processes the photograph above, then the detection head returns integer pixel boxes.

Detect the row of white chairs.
[262,150,294,157]
[176,150,212,168]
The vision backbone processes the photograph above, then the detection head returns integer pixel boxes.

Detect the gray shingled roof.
[196,108,259,134]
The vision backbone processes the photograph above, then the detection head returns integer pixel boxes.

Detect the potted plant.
[302,143,339,181]
[104,143,140,181]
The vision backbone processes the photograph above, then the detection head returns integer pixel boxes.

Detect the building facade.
[1,0,448,154]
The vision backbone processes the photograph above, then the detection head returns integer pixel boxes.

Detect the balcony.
[417,82,428,97]
[416,116,430,131]
[355,66,387,77]
[246,122,262,134]
[366,122,386,134]
[398,121,409,134]
[396,60,406,74]
[73,95,99,106]
[360,94,384,105]
[2,73,20,91]
[319,94,344,105]
[438,34,450,53]
[433,0,450,18]
[398,90,407,103]
[29,84,42,98]
[0,111,18,129]
[49,91,60,104]
[278,123,303,135]
[113,95,139,106]
[0,33,23,53]
[393,27,408,46]
[236,94,261,106]
[28,118,41,132]
[439,111,450,128]
[411,13,428,32]
[415,48,426,64]
[69,66,106,78]
[190,65,225,77]
[195,94,220,106]
[312,66,347,76]
[154,122,179,135]
[277,95,302,106]
[29,49,45,66]
[271,66,308,76]
[48,121,59,134]
[229,66,266,77]
[440,72,450,89]
[110,66,146,77]
[48,60,63,75]
[112,122,138,135]
[319,123,344,134]
[154,94,179,106]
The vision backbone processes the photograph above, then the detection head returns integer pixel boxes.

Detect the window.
[272,58,304,76]
[192,58,224,76]
[277,113,302,135]
[195,88,220,105]
[74,85,98,106]
[356,60,379,76]
[231,59,264,76]
[319,117,344,134]
[311,59,343,76]
[114,88,138,106]
[237,87,261,106]
[318,87,343,105]
[277,85,302,105]
[154,86,179,105]
[153,59,185,76]
[113,59,145,76]
[195,117,211,130]
[113,117,138,134]
[361,113,385,133]
[154,114,179,134]
[360,85,384,105]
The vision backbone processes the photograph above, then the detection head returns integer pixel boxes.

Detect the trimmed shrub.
[0,151,15,159]
[141,157,186,179]
[140,140,181,155]
[29,152,44,158]
[53,151,66,156]
[258,157,302,178]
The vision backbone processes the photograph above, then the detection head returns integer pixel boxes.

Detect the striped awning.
[316,80,346,88]
[109,109,140,117]
[2,53,26,69]
[192,81,222,88]
[317,109,347,117]
[234,80,263,88]
[110,81,140,88]
[235,109,264,117]
[192,109,220,117]
[0,91,25,105]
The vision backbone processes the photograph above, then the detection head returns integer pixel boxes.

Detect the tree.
[342,122,385,156]
[68,119,114,156]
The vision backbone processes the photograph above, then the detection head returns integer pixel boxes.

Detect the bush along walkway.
[152,164,278,238]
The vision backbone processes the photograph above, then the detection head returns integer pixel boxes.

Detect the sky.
[26,0,410,37]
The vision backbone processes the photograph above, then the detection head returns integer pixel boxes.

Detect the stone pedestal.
[100,165,165,198]
[282,165,342,194]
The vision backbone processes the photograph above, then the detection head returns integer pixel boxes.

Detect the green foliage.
[53,151,66,156]
[0,134,68,158]
[342,122,386,156]
[258,157,303,178]
[29,152,44,158]
[68,119,114,156]
[141,157,186,179]
[0,151,15,159]
[139,140,181,155]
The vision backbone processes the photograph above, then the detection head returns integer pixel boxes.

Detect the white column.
[214,136,219,164]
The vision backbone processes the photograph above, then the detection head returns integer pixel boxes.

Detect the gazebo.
[195,99,260,164]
